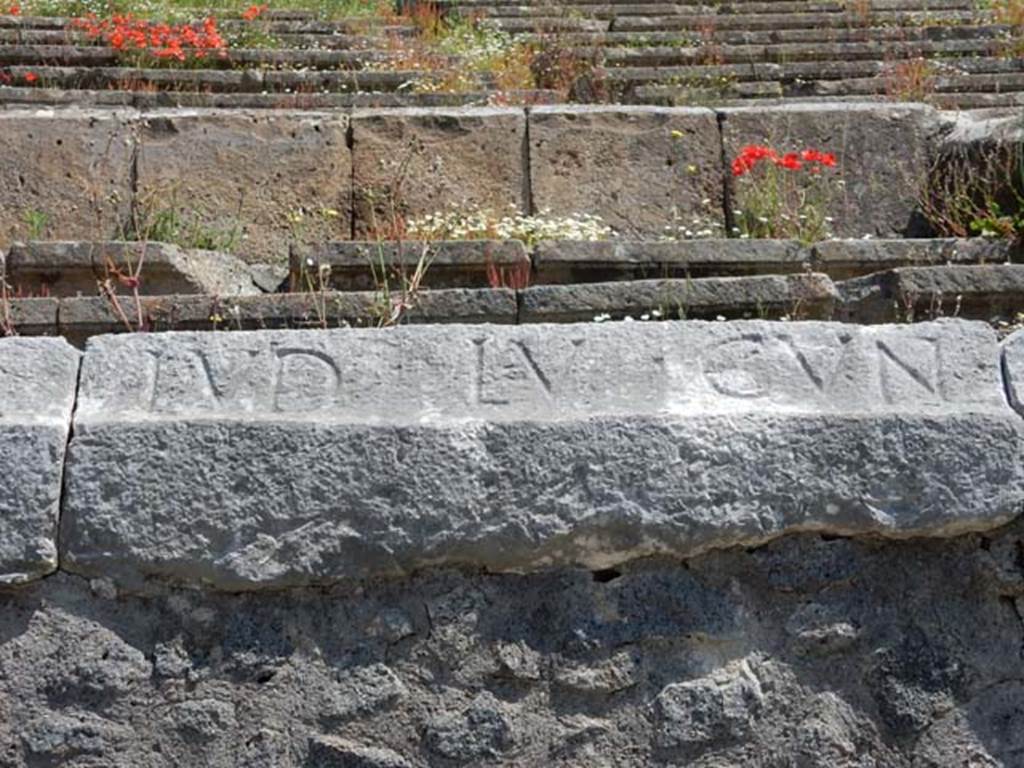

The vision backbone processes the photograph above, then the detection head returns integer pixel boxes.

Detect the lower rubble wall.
[3,521,1024,767]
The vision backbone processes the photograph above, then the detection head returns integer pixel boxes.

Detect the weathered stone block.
[0,337,79,583]
[529,106,723,238]
[0,110,133,248]
[533,239,809,283]
[135,110,351,264]
[998,329,1024,419]
[351,108,526,238]
[837,265,1024,323]
[0,297,58,336]
[61,320,1024,591]
[57,288,516,346]
[4,241,264,297]
[811,238,1015,280]
[292,239,530,291]
[719,103,939,238]
[519,273,837,322]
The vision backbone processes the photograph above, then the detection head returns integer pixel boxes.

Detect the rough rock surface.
[519,273,836,321]
[719,103,938,238]
[351,108,526,238]
[837,265,1024,323]
[135,111,351,264]
[0,110,134,248]
[3,240,266,297]
[60,319,1024,590]
[5,520,1024,766]
[0,336,79,583]
[529,106,724,238]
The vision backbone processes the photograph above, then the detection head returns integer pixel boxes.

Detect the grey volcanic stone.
[4,240,265,297]
[837,264,1024,323]
[5,522,1024,766]
[810,238,1016,279]
[351,108,526,238]
[533,238,809,282]
[0,336,79,583]
[0,109,133,249]
[135,110,351,264]
[55,287,516,346]
[519,273,837,322]
[529,106,724,238]
[291,239,530,291]
[998,328,1024,418]
[719,103,939,238]
[308,736,412,768]
[60,319,1024,591]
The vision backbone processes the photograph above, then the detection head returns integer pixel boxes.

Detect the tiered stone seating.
[0,0,1020,108]
[452,0,1024,109]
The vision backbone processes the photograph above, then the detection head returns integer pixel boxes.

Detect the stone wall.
[3,319,1024,765]
[0,102,996,259]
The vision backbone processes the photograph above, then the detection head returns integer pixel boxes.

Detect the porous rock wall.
[4,318,1024,766]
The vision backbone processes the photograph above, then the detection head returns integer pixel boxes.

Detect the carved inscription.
[142,345,344,414]
[876,336,940,404]
[472,337,584,406]
[106,324,991,420]
[698,330,858,403]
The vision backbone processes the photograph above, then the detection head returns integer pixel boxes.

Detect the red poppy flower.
[241,4,267,21]
[24,71,37,83]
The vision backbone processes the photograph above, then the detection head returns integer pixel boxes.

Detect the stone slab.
[836,265,1024,323]
[57,288,516,346]
[811,238,1017,280]
[718,103,939,238]
[351,108,527,239]
[0,109,134,250]
[533,239,808,282]
[0,336,79,583]
[135,111,351,265]
[529,106,724,238]
[292,240,530,291]
[60,319,1024,590]
[0,297,58,336]
[519,273,837,322]
[4,241,264,297]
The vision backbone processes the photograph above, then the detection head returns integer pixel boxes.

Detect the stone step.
[3,288,517,342]
[533,238,1019,282]
[2,241,272,297]
[8,261,1024,337]
[53,319,1024,590]
[631,85,1024,109]
[838,264,1024,323]
[457,0,976,14]
[292,240,531,291]
[0,27,397,49]
[524,22,1011,45]
[519,272,838,321]
[598,38,1002,67]
[605,9,981,31]
[0,44,397,69]
[606,56,1024,87]
[0,15,416,35]
[802,71,1024,97]
[7,238,1017,298]
[0,64,418,93]
[0,85,524,108]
